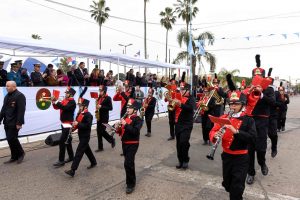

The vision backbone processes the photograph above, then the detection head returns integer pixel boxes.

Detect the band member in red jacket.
[52,87,76,167]
[209,81,256,200]
[95,85,115,152]
[65,99,97,177]
[173,76,196,170]
[115,98,143,194]
[113,80,135,118]
[143,88,157,137]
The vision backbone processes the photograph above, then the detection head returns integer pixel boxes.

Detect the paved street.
[0,96,300,200]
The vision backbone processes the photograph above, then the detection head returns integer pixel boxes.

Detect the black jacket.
[0,69,7,86]
[145,97,156,116]
[53,98,76,123]
[0,90,26,127]
[176,95,196,126]
[74,68,89,86]
[98,95,113,123]
[122,115,143,143]
[252,86,275,117]
[77,112,93,139]
[30,71,45,86]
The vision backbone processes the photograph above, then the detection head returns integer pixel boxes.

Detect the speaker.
[45,133,62,146]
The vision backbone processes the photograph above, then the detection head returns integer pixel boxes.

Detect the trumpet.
[39,96,63,102]
[164,91,176,111]
[206,110,234,160]
[112,112,128,137]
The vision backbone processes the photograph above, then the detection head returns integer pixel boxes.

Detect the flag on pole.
[134,51,141,57]
[195,40,206,56]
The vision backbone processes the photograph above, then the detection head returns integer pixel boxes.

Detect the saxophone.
[95,95,100,121]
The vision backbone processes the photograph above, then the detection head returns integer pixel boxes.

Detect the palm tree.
[90,0,110,50]
[217,68,240,87]
[174,28,216,76]
[174,0,199,61]
[160,7,176,63]
[31,34,42,40]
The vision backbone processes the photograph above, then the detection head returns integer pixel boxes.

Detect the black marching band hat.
[226,74,247,105]
[127,98,141,110]
[65,87,76,96]
[99,84,107,92]
[80,99,90,107]
[170,74,177,85]
[278,82,284,91]
[179,72,191,90]
[212,73,219,84]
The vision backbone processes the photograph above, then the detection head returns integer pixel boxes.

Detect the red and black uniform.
[276,92,289,131]
[174,94,196,165]
[113,91,131,118]
[244,86,275,177]
[53,97,76,162]
[71,109,97,171]
[209,112,256,200]
[144,96,156,134]
[96,94,113,150]
[164,90,177,139]
[116,114,143,189]
[268,86,280,154]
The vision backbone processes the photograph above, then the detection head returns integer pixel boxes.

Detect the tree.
[90,0,110,50]
[144,0,150,59]
[174,28,216,76]
[59,57,70,73]
[160,7,176,63]
[174,0,199,63]
[31,34,42,40]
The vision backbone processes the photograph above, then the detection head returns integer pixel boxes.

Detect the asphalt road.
[0,96,300,200]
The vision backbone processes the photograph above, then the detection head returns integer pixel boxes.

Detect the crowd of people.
[0,54,292,199]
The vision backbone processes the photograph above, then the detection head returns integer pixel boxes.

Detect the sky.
[1,0,300,83]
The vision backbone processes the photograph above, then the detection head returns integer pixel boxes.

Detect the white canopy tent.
[0,36,188,70]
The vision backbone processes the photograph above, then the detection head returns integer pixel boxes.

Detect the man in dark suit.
[0,81,26,164]
[74,62,89,86]
[0,61,7,86]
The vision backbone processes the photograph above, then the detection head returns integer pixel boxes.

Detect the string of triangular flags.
[216,32,300,41]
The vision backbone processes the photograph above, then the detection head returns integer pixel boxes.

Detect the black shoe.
[167,136,175,141]
[281,127,285,131]
[145,132,151,137]
[95,148,104,152]
[3,159,17,164]
[271,150,277,158]
[261,164,269,176]
[126,186,135,194]
[182,162,189,170]
[65,169,75,177]
[202,141,208,145]
[17,153,25,164]
[65,158,73,163]
[176,163,183,169]
[87,163,97,169]
[246,175,254,185]
[111,138,116,148]
[53,161,65,167]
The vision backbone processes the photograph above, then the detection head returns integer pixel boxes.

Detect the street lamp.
[118,43,132,54]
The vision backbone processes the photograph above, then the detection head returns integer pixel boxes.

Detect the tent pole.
[117,58,120,80]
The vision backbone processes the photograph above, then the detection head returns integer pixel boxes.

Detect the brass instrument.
[206,110,234,160]
[210,89,224,106]
[95,97,100,121]
[164,91,176,111]
[140,97,150,118]
[111,112,128,137]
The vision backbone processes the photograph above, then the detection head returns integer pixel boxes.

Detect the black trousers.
[145,113,154,133]
[201,114,213,142]
[248,117,268,176]
[97,121,113,149]
[59,127,74,162]
[122,143,139,188]
[268,117,278,152]
[277,111,287,130]
[71,137,97,171]
[4,126,24,160]
[168,110,175,138]
[222,153,249,200]
[175,124,193,163]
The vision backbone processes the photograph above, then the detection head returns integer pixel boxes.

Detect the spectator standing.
[89,68,100,86]
[20,68,32,86]
[7,63,21,86]
[74,62,89,86]
[0,61,8,86]
[30,63,45,86]
[57,69,69,86]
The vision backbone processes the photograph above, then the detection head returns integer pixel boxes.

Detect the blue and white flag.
[188,35,194,56]
[195,40,205,56]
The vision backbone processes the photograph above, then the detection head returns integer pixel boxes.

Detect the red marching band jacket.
[113,91,130,109]
[115,115,139,144]
[209,113,247,155]
[174,95,188,123]
[52,97,74,124]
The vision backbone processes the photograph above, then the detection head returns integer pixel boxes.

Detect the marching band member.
[244,69,275,185]
[173,73,196,170]
[165,74,177,141]
[52,87,76,167]
[65,99,97,177]
[95,85,115,152]
[143,88,157,137]
[115,98,143,194]
[252,54,265,78]
[113,80,135,118]
[211,73,226,116]
[209,75,256,200]
[276,83,289,132]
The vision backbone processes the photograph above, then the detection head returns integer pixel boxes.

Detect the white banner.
[0,86,168,140]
